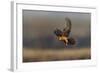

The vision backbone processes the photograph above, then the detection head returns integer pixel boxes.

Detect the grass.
[23,48,91,62]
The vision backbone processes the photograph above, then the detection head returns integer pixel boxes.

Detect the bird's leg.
[63,37,68,46]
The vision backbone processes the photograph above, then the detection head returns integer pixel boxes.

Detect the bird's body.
[57,35,68,46]
[54,17,76,46]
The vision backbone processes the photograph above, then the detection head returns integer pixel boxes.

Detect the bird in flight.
[54,17,76,46]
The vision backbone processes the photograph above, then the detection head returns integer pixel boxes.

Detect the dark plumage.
[54,28,62,36]
[68,37,76,45]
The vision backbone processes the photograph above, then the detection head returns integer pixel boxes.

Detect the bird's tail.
[68,37,76,45]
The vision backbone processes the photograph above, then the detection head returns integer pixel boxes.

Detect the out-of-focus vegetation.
[23,48,91,62]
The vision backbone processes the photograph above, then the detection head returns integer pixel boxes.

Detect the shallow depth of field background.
[23,10,91,62]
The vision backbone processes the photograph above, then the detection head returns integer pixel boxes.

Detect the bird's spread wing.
[63,17,72,37]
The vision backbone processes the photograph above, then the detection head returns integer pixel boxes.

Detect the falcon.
[54,17,76,46]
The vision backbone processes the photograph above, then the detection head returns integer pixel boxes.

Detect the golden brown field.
[23,48,91,62]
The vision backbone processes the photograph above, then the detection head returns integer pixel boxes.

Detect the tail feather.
[68,37,76,45]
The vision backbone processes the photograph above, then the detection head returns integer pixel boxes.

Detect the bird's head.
[54,28,62,36]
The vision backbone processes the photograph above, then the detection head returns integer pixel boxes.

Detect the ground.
[23,48,91,62]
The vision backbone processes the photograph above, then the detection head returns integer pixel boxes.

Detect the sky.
[23,10,91,49]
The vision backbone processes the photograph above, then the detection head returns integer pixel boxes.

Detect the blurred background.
[23,10,91,49]
[23,10,91,62]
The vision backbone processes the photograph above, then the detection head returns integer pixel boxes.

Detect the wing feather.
[63,17,72,37]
